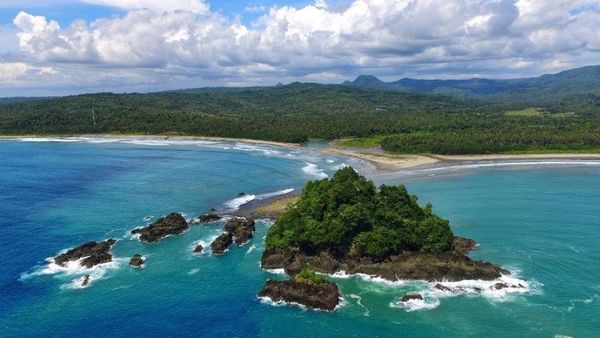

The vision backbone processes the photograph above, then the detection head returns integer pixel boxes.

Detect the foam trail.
[303,163,328,178]
[224,194,256,210]
[256,188,294,200]
[187,268,200,276]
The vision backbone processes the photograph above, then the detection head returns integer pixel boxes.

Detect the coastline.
[3,133,600,173]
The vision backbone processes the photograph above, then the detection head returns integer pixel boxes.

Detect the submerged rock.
[193,244,204,253]
[131,213,188,243]
[258,279,340,311]
[434,283,452,292]
[191,214,222,224]
[129,254,144,267]
[211,232,233,255]
[81,275,91,287]
[54,239,117,268]
[401,294,423,302]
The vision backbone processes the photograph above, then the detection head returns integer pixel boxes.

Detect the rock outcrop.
[81,275,91,287]
[260,242,507,282]
[224,217,256,245]
[401,294,423,302]
[193,244,204,253]
[258,279,340,311]
[129,254,144,267]
[131,213,188,243]
[211,232,233,255]
[191,214,222,224]
[210,217,256,255]
[54,239,117,268]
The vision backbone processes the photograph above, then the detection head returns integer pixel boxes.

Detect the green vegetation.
[265,168,454,260]
[294,268,326,284]
[2,65,600,154]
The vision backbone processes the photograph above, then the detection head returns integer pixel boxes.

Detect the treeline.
[1,83,599,153]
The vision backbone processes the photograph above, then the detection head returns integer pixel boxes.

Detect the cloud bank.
[2,0,600,95]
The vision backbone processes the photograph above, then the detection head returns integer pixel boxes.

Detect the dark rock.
[434,283,452,292]
[81,275,91,287]
[401,294,423,302]
[238,192,246,197]
[211,232,233,255]
[258,279,340,311]
[54,239,117,268]
[224,217,256,245]
[129,254,144,267]
[193,244,203,253]
[260,247,506,282]
[191,214,222,224]
[131,213,188,243]
[493,282,509,290]
[452,237,478,255]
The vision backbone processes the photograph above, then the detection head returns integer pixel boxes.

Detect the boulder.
[225,218,256,245]
[129,254,144,267]
[54,239,117,268]
[434,283,452,292]
[191,214,222,224]
[211,232,233,255]
[81,275,91,287]
[401,294,423,302]
[193,244,204,253]
[258,279,340,311]
[131,213,188,243]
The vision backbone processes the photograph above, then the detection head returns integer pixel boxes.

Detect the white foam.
[567,294,599,312]
[187,268,200,276]
[328,271,407,287]
[263,268,286,275]
[349,294,370,316]
[246,245,256,254]
[390,296,441,312]
[417,160,600,173]
[256,188,295,200]
[258,296,307,310]
[224,194,256,210]
[302,162,328,179]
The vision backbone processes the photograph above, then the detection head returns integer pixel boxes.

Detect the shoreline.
[3,133,600,172]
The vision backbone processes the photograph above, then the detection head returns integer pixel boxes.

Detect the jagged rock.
[193,244,203,253]
[260,244,506,282]
[131,213,188,243]
[81,275,91,287]
[238,192,246,197]
[434,283,452,292]
[493,282,509,290]
[129,254,144,267]
[401,294,423,302]
[258,279,340,311]
[191,214,222,224]
[54,239,117,268]
[452,237,478,255]
[211,232,233,255]
[224,217,256,245]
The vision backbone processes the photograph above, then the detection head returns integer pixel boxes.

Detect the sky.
[1,0,600,97]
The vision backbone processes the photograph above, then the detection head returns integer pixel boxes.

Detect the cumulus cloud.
[0,62,56,82]
[4,0,600,94]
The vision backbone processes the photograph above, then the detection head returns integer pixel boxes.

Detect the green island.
[258,168,520,311]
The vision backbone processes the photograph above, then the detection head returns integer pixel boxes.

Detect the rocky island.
[54,239,117,268]
[259,167,511,310]
[132,213,188,243]
[211,217,256,255]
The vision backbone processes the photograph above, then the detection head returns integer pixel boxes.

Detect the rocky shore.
[261,237,506,282]
[132,213,189,242]
[54,239,117,268]
[258,279,341,311]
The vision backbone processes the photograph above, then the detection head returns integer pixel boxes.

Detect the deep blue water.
[1,138,599,337]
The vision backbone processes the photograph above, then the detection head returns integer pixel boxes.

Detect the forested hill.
[343,65,600,103]
[1,72,600,154]
[0,83,490,143]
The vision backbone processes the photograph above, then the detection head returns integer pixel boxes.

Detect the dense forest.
[1,65,600,154]
[265,167,454,259]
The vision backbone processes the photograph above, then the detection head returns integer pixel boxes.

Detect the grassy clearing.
[504,107,546,117]
[337,135,388,148]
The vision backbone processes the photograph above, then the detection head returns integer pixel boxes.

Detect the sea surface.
[0,138,599,338]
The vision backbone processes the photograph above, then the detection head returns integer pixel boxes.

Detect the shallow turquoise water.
[0,139,599,337]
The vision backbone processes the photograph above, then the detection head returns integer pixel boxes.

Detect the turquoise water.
[1,139,599,337]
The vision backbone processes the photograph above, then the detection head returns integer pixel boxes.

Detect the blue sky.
[1,0,599,96]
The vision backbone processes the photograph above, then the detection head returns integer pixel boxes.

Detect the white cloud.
[80,0,209,13]
[4,0,600,94]
[0,62,57,82]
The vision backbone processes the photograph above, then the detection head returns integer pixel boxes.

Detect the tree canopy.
[265,167,454,260]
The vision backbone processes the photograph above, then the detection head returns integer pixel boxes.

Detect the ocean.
[0,138,598,337]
